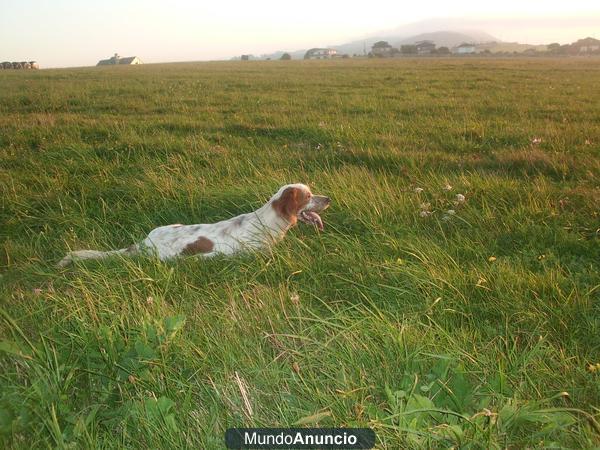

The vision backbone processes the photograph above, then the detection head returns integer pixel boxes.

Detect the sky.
[1,0,599,68]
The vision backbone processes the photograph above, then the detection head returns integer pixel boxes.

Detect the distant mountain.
[233,15,600,60]
[396,31,498,48]
[476,42,547,53]
[371,19,498,41]
[245,25,500,60]
[333,30,499,56]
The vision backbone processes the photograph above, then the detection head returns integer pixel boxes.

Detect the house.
[573,37,600,53]
[415,40,436,55]
[0,61,40,69]
[371,41,394,57]
[304,48,337,59]
[97,53,143,66]
[452,43,476,54]
[0,61,38,69]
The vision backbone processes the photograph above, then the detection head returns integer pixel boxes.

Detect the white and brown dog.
[58,183,330,267]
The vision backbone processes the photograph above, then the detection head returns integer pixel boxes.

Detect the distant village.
[3,37,598,70]
[240,37,600,61]
[0,53,144,70]
[1,61,39,69]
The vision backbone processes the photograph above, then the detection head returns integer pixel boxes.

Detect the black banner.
[225,428,375,449]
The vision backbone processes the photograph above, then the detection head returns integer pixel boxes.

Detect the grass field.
[1,57,599,448]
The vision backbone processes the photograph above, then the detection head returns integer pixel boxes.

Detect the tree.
[280,53,291,60]
[547,43,561,54]
[372,41,391,49]
[400,45,417,55]
[371,41,393,57]
[437,46,450,55]
[560,44,574,55]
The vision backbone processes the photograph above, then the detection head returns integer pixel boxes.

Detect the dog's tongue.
[300,211,324,231]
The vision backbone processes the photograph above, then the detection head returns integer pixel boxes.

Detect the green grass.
[1,58,599,448]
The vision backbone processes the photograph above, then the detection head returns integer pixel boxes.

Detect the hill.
[330,30,499,56]
[476,41,548,53]
[249,30,499,60]
[395,31,497,48]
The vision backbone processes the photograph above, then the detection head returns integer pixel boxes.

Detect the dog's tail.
[57,245,138,268]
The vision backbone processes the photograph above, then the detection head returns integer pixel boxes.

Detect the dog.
[57,183,330,267]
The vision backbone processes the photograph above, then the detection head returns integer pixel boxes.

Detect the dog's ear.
[272,187,308,223]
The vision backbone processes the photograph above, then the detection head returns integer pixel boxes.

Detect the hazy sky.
[1,0,599,68]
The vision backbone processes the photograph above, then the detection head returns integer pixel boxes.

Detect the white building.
[304,48,337,59]
[97,53,143,66]
[452,43,476,54]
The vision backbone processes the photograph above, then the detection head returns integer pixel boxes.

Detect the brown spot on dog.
[182,236,214,255]
[271,187,309,224]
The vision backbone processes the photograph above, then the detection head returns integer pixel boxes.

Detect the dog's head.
[270,184,331,230]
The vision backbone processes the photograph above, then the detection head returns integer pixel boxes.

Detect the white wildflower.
[290,293,300,305]
[414,187,424,194]
[443,184,453,191]
[456,194,465,203]
[446,209,456,215]
[531,137,542,145]
[420,210,432,218]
